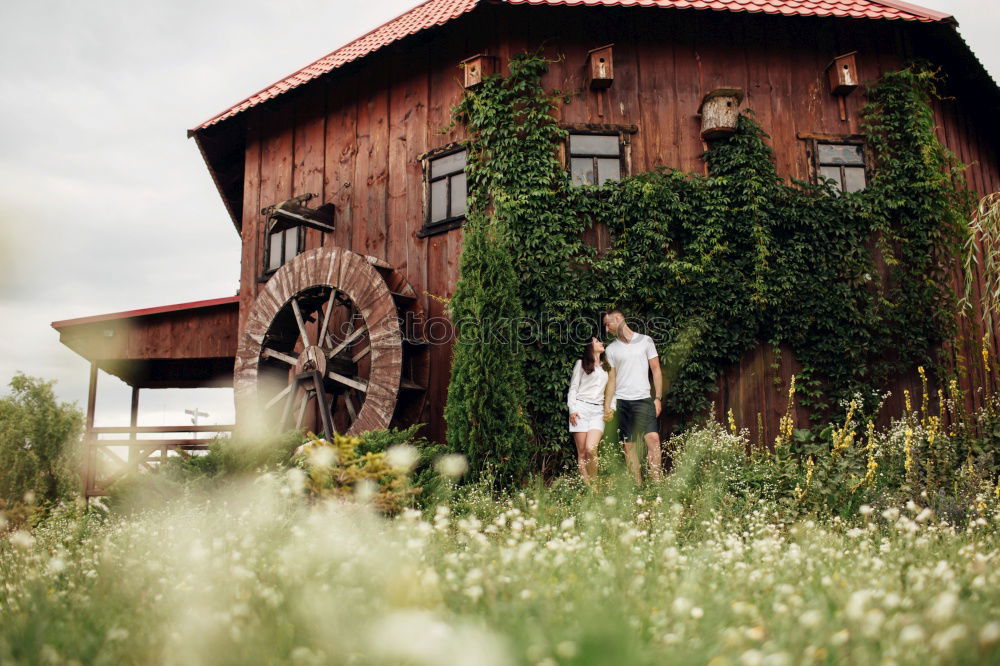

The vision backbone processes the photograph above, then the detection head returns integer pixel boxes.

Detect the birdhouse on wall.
[697,88,744,140]
[587,45,614,89]
[827,52,859,95]
[461,54,497,88]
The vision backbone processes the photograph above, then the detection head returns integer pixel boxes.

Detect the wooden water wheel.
[234,247,428,439]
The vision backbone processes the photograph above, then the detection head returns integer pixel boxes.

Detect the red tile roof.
[190,0,952,132]
[51,296,239,330]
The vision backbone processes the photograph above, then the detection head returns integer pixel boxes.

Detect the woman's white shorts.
[569,400,606,433]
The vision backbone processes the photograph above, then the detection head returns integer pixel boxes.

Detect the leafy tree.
[0,373,83,505]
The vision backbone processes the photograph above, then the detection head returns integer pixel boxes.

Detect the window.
[419,148,467,237]
[569,133,623,186]
[815,142,867,194]
[264,221,303,274]
[259,195,334,277]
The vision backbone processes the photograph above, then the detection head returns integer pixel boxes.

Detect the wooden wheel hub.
[295,345,328,376]
[235,247,428,438]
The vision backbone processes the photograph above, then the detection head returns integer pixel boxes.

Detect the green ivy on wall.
[446,52,974,477]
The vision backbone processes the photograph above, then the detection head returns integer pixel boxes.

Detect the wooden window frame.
[563,124,636,187]
[418,143,468,238]
[261,219,305,279]
[799,132,869,194]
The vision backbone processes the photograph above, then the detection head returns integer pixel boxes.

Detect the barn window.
[264,221,304,274]
[567,131,630,187]
[419,147,467,237]
[260,194,334,277]
[815,142,867,194]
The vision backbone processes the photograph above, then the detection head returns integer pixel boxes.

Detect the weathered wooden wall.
[237,5,1000,443]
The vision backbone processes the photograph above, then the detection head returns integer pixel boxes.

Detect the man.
[603,310,663,483]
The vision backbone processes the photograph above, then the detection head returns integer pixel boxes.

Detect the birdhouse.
[697,88,744,140]
[587,45,614,89]
[461,54,497,88]
[827,52,859,95]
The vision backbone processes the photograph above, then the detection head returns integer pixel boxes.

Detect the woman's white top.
[567,359,614,411]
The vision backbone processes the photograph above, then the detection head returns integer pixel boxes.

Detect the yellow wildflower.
[852,422,877,492]
[832,401,857,455]
[918,366,929,426]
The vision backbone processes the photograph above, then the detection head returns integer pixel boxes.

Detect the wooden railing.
[82,424,235,498]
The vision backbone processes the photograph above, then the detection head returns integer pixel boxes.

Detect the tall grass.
[3,420,999,665]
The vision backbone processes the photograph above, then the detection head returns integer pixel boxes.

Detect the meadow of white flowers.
[2,426,999,665]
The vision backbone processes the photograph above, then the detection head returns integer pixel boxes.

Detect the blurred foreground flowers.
[2,415,1000,665]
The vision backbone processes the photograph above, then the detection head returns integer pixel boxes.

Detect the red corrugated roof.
[190,0,952,132]
[51,296,239,330]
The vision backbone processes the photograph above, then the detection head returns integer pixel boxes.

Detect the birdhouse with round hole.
[698,88,744,140]
[461,54,497,88]
[587,45,614,89]
[827,52,859,95]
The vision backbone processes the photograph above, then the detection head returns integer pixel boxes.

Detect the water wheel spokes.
[236,247,430,439]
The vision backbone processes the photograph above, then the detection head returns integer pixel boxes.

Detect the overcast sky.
[0,0,997,428]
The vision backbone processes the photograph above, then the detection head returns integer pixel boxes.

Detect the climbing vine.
[447,53,974,474]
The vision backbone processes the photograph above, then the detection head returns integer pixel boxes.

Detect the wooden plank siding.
[236,7,1000,443]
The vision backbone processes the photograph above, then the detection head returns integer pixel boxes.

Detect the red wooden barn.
[53,0,1000,497]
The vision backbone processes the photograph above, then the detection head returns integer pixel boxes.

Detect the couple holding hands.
[566,310,663,484]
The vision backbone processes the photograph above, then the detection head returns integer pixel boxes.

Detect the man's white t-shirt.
[605,332,659,401]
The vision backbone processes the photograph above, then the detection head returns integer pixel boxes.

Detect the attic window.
[265,221,304,274]
[419,147,467,237]
[260,195,334,276]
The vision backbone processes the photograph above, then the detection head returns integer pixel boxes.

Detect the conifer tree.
[444,214,533,488]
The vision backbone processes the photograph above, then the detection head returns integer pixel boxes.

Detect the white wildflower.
[799,610,823,628]
[386,444,419,472]
[555,641,577,658]
[307,444,336,468]
[8,530,34,549]
[355,479,377,503]
[435,454,468,479]
[927,591,958,623]
[285,467,306,495]
[931,624,967,652]
[979,622,1000,647]
[672,596,692,615]
[106,627,129,642]
[900,624,925,644]
[47,557,66,574]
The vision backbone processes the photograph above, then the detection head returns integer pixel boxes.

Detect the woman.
[567,336,616,483]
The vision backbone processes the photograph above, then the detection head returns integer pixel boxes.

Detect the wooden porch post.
[128,385,140,471]
[83,361,98,501]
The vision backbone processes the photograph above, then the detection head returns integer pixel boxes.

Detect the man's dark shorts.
[617,397,658,443]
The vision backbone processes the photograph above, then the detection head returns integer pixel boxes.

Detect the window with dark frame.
[264,222,303,275]
[420,148,467,237]
[568,133,623,186]
[815,142,867,194]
